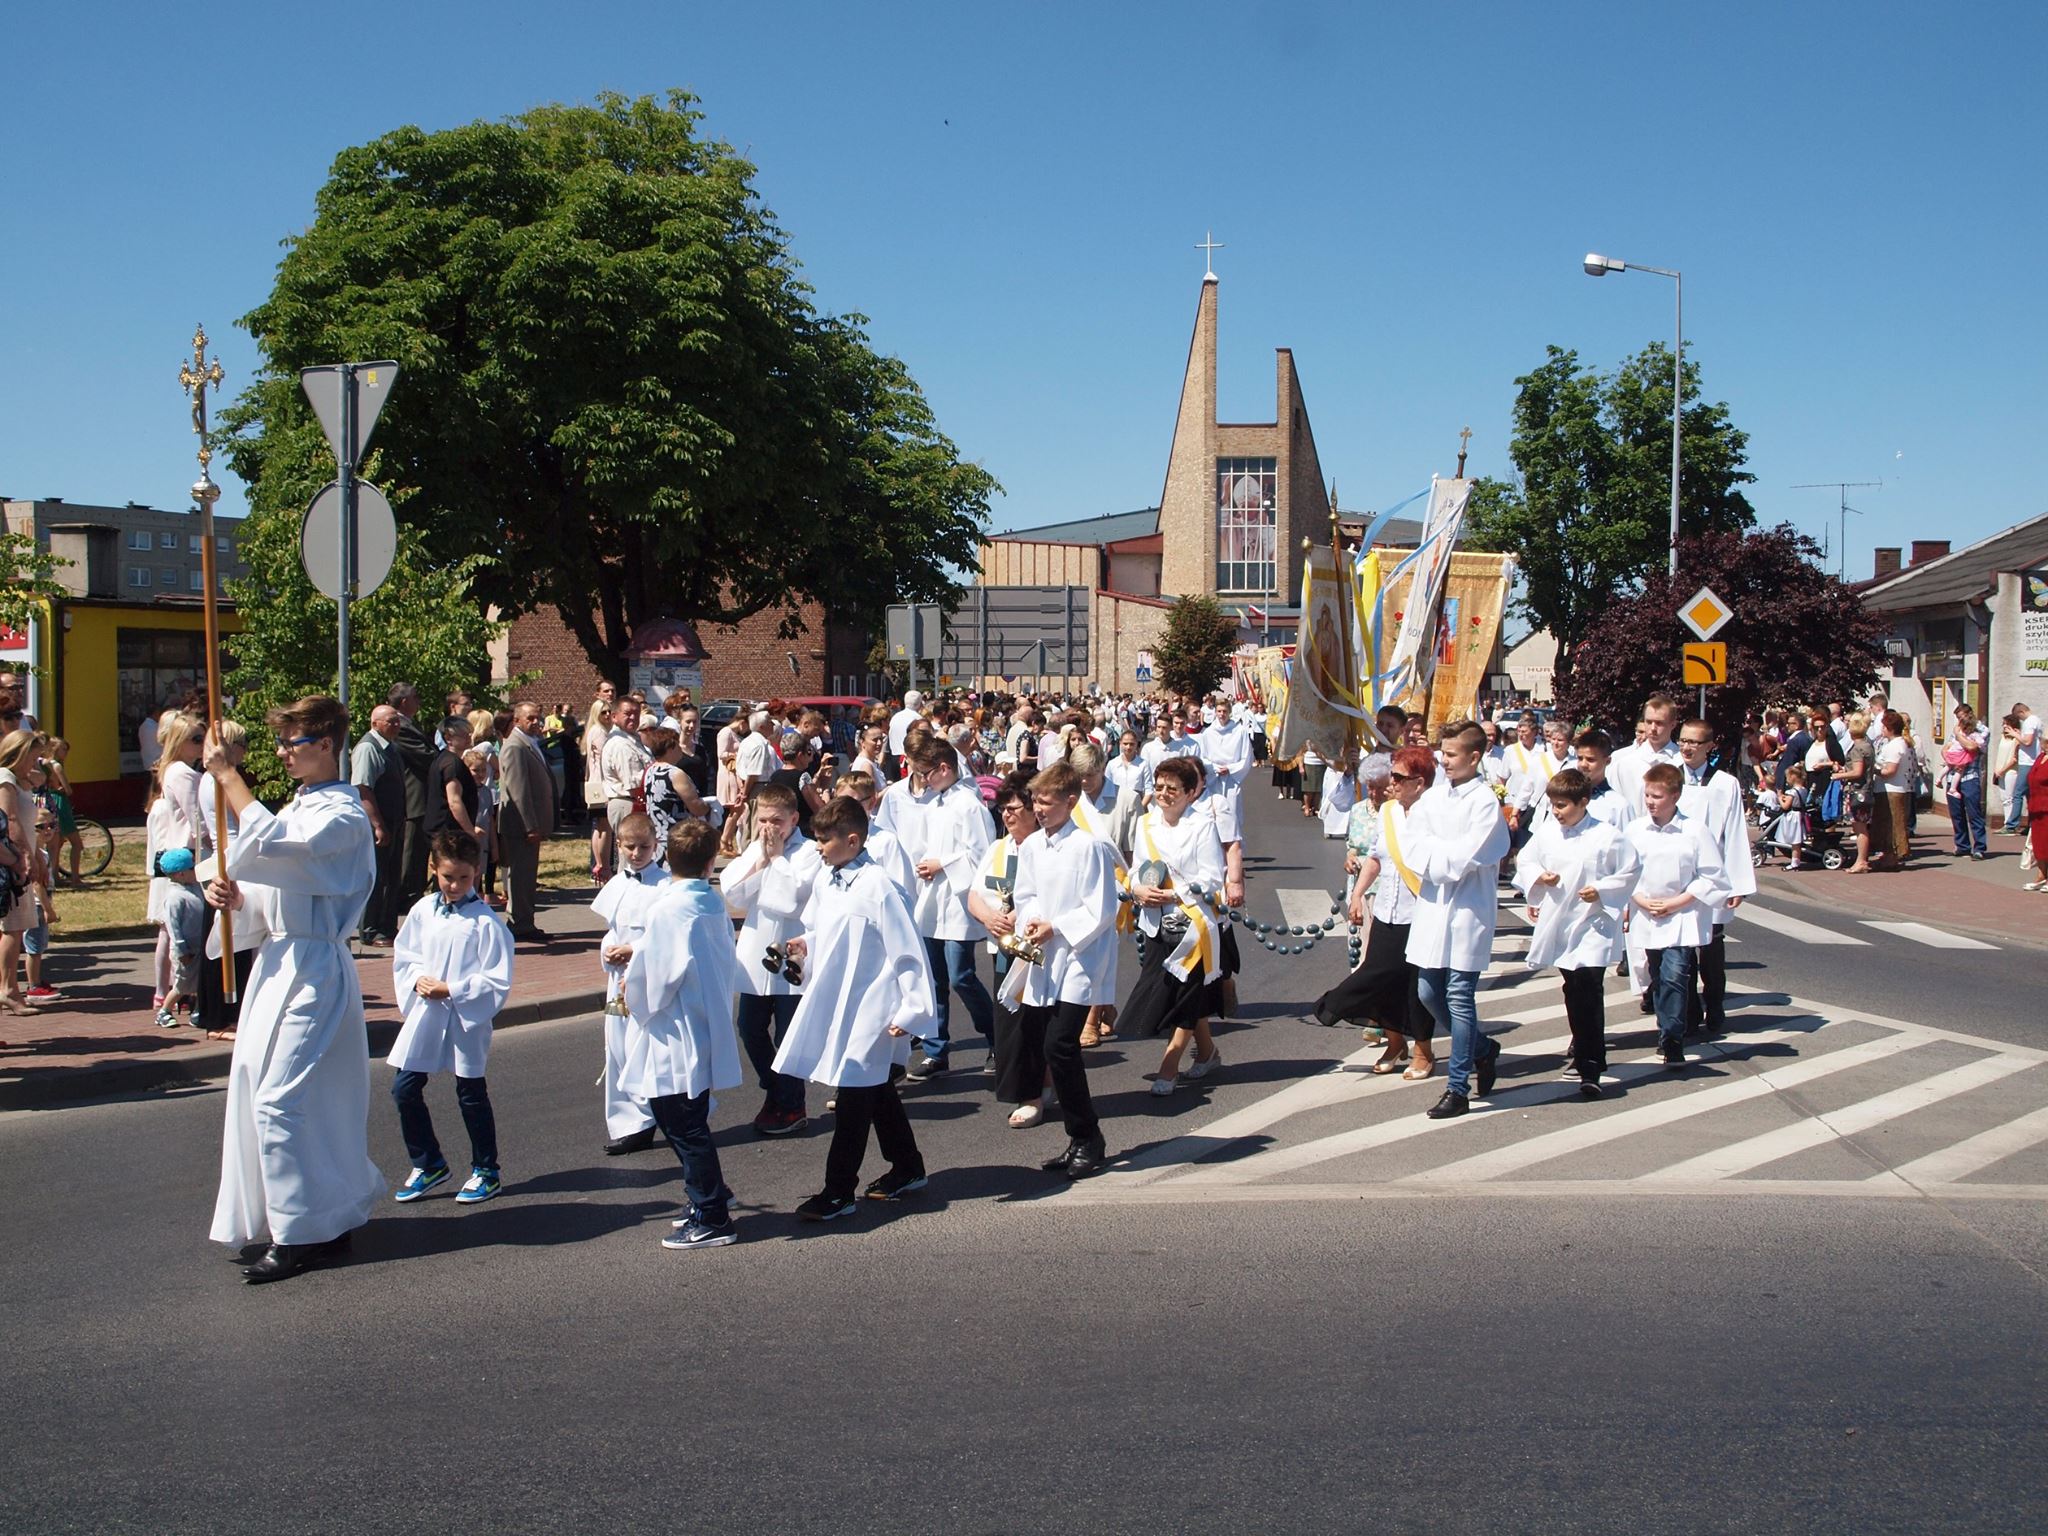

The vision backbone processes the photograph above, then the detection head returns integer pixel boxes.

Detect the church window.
[1216,457,1277,593]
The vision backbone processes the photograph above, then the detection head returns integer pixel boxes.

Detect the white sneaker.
[2026,880,2046,893]
[1149,1076,1176,1096]
[1183,1051,1223,1081]
[1007,1103,1044,1129]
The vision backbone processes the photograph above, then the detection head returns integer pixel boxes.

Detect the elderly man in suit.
[498,700,559,942]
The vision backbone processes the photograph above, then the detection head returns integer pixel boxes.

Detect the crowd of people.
[4,659,2032,1282]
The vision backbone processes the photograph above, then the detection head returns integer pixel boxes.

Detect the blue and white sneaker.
[454,1168,502,1205]
[661,1218,738,1250]
[394,1165,451,1202]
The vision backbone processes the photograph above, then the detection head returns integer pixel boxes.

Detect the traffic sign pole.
[339,364,356,706]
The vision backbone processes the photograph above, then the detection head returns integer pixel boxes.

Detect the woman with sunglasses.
[1309,745,1438,1079]
[201,695,382,1285]
[1125,755,1229,1095]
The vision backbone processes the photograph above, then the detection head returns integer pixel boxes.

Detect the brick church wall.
[506,603,874,708]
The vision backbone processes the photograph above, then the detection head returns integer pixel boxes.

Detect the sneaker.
[1558,1058,1582,1082]
[796,1191,858,1222]
[1661,1041,1685,1068]
[1149,1076,1176,1097]
[24,984,58,1000]
[155,1007,179,1029]
[863,1167,929,1202]
[906,1055,947,1081]
[2025,880,2046,893]
[1183,1050,1223,1081]
[662,1218,738,1250]
[454,1168,501,1205]
[394,1165,452,1202]
[753,1109,810,1138]
[1578,1079,1603,1100]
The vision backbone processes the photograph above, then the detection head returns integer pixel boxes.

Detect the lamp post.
[1584,252,1682,577]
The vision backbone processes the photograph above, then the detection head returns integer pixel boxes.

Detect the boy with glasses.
[1674,720,1754,1037]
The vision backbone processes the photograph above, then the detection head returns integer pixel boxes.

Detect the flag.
[1246,603,1266,625]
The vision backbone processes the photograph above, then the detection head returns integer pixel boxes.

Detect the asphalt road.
[4,784,2044,1535]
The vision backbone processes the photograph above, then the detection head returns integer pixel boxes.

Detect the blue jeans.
[921,937,994,1061]
[648,1089,731,1226]
[391,1069,498,1174]
[1646,946,1698,1050]
[1416,966,1489,1097]
[736,992,805,1113]
[1948,772,1986,856]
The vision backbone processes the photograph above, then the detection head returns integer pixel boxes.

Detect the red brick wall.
[506,603,874,708]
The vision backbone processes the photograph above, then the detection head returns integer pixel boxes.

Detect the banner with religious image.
[1276,545,1364,761]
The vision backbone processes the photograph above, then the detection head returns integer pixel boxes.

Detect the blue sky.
[5,1,2043,582]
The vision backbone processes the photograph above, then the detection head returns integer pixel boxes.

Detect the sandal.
[1369,1055,1411,1075]
[1402,1060,1437,1081]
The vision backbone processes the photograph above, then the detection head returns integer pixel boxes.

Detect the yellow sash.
[1380,801,1422,896]
[1139,816,1218,982]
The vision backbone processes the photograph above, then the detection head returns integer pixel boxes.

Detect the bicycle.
[65,816,116,879]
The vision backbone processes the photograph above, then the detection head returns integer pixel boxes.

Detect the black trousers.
[364,827,403,937]
[1686,925,1727,1035]
[1560,966,1607,1080]
[648,1089,731,1225]
[824,1081,922,1200]
[1021,999,1098,1143]
[991,1002,1045,1105]
[398,816,429,906]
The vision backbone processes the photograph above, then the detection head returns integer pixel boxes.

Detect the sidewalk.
[0,889,610,1110]
[1754,819,2048,950]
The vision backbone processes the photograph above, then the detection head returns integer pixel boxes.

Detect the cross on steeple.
[1456,425,1472,478]
[1196,230,1225,281]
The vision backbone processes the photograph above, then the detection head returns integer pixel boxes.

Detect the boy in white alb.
[896,737,993,1080]
[621,820,747,1251]
[590,811,668,1155]
[1674,719,1755,1037]
[1005,761,1120,1178]
[1624,762,1729,1067]
[774,796,937,1221]
[389,829,517,1204]
[719,782,823,1135]
[1514,770,1637,1097]
[832,771,915,897]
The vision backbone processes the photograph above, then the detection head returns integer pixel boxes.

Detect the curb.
[1754,866,2048,954]
[0,985,607,1112]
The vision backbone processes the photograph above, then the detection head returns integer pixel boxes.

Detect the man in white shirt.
[1608,691,1684,819]
[735,710,779,794]
[1674,719,1754,1038]
[1866,692,1891,741]
[1624,762,1729,1067]
[600,707,653,840]
[1139,714,1182,774]
[1408,721,1512,1120]
[887,689,925,763]
[1478,719,1512,788]
[1502,709,1559,849]
[1197,695,1253,844]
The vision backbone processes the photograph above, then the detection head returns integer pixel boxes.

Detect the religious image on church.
[970,257,1422,694]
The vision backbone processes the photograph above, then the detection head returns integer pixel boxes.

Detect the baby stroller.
[1753,776,1850,871]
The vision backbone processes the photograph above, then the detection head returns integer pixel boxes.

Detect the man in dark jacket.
[348,704,408,943]
[388,682,437,903]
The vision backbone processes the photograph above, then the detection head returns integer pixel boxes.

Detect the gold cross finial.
[1456,425,1472,477]
[179,324,226,473]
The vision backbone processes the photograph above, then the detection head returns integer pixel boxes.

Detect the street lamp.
[1584,252,1683,577]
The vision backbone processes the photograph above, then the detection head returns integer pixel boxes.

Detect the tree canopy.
[221,90,995,682]
[1151,595,1240,701]
[0,531,66,645]
[1556,524,1885,744]
[1464,342,1756,688]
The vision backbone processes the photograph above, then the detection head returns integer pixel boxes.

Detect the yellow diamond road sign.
[1679,585,1733,641]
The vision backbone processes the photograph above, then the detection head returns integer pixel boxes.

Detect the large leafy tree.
[1152,595,1239,701]
[1557,524,1885,744]
[1465,342,1757,689]
[220,90,994,683]
[0,531,66,642]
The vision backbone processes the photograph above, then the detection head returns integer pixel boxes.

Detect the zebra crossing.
[1064,892,2048,1207]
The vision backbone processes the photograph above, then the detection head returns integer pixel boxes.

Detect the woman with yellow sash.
[1310,744,1438,1079]
[1124,757,1228,1096]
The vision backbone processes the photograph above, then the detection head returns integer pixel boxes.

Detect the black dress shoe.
[1063,1137,1110,1179]
[1041,1140,1083,1172]
[1425,1090,1469,1119]
[604,1127,659,1156]
[1476,1040,1500,1099]
[511,926,549,943]
[241,1232,350,1285]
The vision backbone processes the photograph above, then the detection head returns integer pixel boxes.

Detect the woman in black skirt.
[1124,757,1229,1096]
[968,771,1049,1128]
[1312,743,1438,1080]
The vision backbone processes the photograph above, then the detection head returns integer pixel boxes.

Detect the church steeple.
[1155,271,1220,599]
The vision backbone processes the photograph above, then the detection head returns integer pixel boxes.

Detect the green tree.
[1556,525,1884,744]
[219,90,995,685]
[1151,595,1239,701]
[223,452,508,798]
[0,531,67,656]
[1465,342,1756,690]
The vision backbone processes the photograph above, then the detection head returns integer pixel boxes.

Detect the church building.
[977,267,1336,691]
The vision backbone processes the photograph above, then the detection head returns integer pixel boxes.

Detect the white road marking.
[1859,920,1998,950]
[1651,1054,2036,1182]
[1732,902,1870,945]
[1892,1104,2048,1185]
[1274,888,1342,932]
